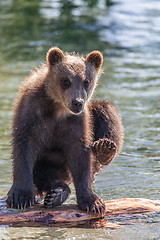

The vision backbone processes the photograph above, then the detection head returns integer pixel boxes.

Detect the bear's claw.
[92,138,117,165]
[90,198,106,215]
[77,191,106,215]
[6,185,34,209]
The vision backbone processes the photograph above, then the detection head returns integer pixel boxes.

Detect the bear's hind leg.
[33,157,71,208]
[91,100,123,165]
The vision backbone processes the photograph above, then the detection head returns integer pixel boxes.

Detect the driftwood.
[1,197,160,228]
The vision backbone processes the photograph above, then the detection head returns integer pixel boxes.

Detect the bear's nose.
[72,99,83,112]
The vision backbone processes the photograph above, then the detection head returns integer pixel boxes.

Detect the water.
[0,0,160,239]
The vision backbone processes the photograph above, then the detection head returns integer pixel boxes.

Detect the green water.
[1,0,160,239]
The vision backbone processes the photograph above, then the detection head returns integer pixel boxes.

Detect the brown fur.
[7,47,123,214]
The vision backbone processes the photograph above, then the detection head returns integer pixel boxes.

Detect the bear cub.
[7,47,123,214]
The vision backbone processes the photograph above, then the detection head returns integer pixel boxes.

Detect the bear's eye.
[62,78,71,89]
[84,80,89,89]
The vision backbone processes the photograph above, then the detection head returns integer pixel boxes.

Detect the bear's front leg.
[67,146,105,214]
[7,137,36,209]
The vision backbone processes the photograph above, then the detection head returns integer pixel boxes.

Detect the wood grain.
[1,197,160,228]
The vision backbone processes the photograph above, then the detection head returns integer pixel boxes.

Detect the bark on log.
[1,197,160,228]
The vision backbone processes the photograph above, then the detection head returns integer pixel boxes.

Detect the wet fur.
[7,48,123,213]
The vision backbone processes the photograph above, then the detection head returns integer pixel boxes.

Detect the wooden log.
[0,197,160,228]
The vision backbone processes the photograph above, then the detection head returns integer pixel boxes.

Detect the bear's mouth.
[63,103,84,115]
[72,109,83,115]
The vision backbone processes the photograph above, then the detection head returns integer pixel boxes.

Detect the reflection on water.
[1,223,160,240]
[0,0,160,239]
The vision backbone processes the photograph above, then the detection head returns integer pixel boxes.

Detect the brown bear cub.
[7,47,123,214]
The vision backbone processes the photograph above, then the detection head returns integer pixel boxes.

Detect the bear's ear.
[85,51,103,71]
[46,47,64,66]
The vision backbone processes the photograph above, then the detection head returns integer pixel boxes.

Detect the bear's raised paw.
[92,138,117,165]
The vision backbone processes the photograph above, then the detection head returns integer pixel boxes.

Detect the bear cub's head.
[46,47,103,115]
